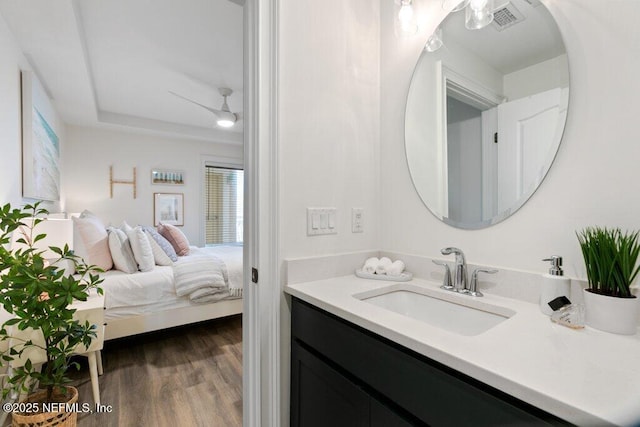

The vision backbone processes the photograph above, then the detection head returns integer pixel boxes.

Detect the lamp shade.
[424,27,443,52]
[11,218,73,260]
[465,0,494,30]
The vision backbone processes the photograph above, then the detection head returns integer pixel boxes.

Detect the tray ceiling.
[0,0,243,144]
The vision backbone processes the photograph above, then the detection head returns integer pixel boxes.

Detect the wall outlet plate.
[352,208,364,233]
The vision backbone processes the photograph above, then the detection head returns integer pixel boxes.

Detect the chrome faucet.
[440,247,467,292]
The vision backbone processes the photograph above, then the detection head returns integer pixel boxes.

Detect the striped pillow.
[143,226,178,261]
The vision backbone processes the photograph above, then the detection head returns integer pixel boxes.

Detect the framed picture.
[151,169,184,185]
[154,193,184,226]
[21,70,60,201]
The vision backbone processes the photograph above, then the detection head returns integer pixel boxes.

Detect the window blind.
[204,166,244,245]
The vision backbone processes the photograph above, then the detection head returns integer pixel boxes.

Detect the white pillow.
[72,213,113,271]
[144,230,174,266]
[107,227,138,274]
[126,226,155,272]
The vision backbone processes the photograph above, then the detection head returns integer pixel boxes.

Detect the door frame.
[243,0,280,426]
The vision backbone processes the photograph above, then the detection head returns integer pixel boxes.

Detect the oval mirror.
[405,0,569,229]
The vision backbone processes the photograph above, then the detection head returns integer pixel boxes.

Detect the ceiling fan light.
[216,111,236,128]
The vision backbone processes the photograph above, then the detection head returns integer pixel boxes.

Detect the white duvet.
[99,245,243,310]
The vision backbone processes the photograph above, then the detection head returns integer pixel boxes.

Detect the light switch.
[307,208,337,236]
[328,212,336,229]
[320,213,328,228]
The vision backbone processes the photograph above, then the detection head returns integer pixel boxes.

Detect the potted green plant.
[577,226,640,335]
[0,202,103,426]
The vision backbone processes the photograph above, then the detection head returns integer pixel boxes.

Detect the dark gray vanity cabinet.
[291,339,413,427]
[290,297,570,427]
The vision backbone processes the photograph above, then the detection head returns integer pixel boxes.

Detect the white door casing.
[243,0,280,426]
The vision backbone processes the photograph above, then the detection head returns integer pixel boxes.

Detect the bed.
[100,245,243,340]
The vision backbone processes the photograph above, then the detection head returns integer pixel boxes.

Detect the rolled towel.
[362,257,379,274]
[387,260,405,277]
[375,257,393,275]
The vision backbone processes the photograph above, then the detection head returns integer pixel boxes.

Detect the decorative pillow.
[120,221,133,233]
[144,232,173,266]
[142,226,178,262]
[72,214,113,271]
[126,226,155,272]
[157,223,190,256]
[107,227,138,274]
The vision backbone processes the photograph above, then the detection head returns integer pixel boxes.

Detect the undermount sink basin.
[355,284,515,336]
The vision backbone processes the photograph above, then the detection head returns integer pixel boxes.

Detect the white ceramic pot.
[583,289,640,335]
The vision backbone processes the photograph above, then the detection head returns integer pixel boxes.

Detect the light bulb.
[465,0,494,30]
[217,118,235,128]
[395,0,418,37]
[469,0,488,10]
[217,111,236,128]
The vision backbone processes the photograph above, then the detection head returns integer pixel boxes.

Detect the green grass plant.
[577,227,640,298]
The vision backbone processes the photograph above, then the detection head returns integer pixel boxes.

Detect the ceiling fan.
[169,87,240,128]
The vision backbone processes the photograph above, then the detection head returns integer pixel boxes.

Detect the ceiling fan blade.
[227,0,245,6]
[169,91,222,116]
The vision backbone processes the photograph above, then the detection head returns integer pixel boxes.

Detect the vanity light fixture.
[465,0,495,30]
[431,0,493,51]
[424,27,443,52]
[395,0,418,37]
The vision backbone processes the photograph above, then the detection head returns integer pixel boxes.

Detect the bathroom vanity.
[286,275,640,426]
[291,297,564,426]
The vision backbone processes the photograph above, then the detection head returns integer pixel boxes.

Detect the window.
[204,166,244,246]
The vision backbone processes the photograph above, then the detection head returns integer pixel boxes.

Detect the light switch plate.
[307,208,337,236]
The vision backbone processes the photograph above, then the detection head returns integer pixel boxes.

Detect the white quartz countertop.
[285,275,640,426]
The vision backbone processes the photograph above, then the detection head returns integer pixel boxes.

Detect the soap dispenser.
[540,256,571,316]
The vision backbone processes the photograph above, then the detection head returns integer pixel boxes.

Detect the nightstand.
[72,289,105,405]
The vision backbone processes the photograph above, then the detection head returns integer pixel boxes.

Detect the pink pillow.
[72,215,113,271]
[157,223,190,256]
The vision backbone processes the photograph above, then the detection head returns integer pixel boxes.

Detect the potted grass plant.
[577,226,640,335]
[0,202,103,426]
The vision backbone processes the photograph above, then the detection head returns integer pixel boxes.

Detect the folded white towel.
[375,257,393,275]
[362,257,379,274]
[387,260,405,277]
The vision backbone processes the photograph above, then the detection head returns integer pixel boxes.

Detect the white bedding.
[101,266,174,310]
[200,245,243,295]
[99,245,243,318]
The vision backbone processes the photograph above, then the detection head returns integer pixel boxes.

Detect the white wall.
[63,125,242,245]
[278,0,380,423]
[503,54,569,101]
[0,14,62,212]
[381,0,640,280]
[279,0,380,259]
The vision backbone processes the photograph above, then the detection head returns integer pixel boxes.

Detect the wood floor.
[71,314,242,427]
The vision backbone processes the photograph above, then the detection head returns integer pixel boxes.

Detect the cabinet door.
[370,399,417,427]
[291,340,369,427]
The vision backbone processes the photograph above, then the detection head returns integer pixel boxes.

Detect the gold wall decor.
[109,166,137,199]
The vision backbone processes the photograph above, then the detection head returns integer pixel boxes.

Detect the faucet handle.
[468,268,498,297]
[432,260,453,290]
